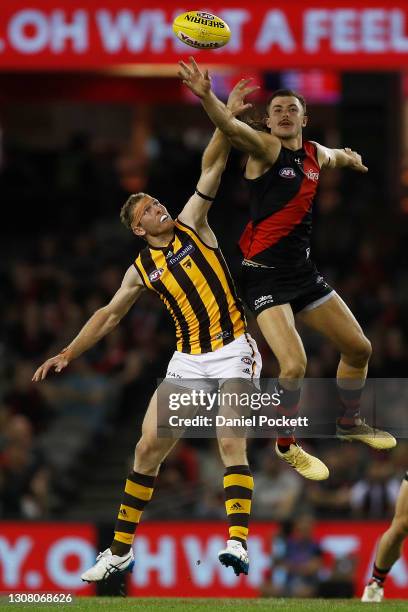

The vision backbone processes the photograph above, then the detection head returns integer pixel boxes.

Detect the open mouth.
[279,122,292,127]
[160,214,169,223]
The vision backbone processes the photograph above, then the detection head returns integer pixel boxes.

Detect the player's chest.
[147,239,205,290]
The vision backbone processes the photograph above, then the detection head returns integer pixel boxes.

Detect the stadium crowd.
[1,116,407,527]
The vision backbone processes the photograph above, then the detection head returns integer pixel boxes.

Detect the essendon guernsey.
[239,141,320,267]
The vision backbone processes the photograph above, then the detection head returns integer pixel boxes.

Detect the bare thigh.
[257,304,307,381]
[296,293,369,356]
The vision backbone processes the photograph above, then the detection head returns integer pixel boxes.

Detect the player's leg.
[257,305,329,480]
[297,292,395,449]
[216,379,252,576]
[81,389,178,582]
[362,477,408,602]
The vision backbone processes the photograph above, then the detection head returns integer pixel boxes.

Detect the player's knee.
[134,436,162,467]
[218,437,246,462]
[392,515,408,538]
[280,356,307,380]
[345,335,372,367]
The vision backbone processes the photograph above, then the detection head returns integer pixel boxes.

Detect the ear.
[302,114,308,128]
[266,115,272,129]
[133,225,146,237]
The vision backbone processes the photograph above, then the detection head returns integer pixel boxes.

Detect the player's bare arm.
[178,76,260,245]
[313,141,368,172]
[178,57,280,165]
[32,265,144,382]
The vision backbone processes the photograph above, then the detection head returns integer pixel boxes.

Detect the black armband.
[195,189,214,202]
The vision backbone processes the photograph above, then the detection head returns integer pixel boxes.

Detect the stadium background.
[1,0,408,600]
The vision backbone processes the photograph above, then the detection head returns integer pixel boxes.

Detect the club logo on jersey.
[182,259,192,269]
[149,268,164,282]
[168,242,195,268]
[279,167,297,179]
[241,356,253,365]
[306,169,319,182]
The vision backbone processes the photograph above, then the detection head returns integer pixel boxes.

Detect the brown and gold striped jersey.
[134,220,246,354]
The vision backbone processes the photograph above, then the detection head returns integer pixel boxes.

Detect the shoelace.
[283,445,309,468]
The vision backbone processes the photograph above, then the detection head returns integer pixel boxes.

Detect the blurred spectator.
[260,515,323,598]
[252,447,302,520]
[0,415,50,518]
[350,459,400,518]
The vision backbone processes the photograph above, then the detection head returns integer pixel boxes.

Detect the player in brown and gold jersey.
[32,80,262,580]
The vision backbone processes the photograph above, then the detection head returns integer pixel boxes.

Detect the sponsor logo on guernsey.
[149,268,164,282]
[254,294,274,310]
[306,169,320,182]
[241,356,253,365]
[242,367,251,375]
[279,167,297,179]
[168,242,195,268]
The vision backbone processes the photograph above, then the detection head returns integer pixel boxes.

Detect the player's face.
[134,197,174,238]
[266,96,307,140]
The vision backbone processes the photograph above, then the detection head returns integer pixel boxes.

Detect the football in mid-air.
[172,11,231,49]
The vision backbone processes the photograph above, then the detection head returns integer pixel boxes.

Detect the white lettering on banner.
[183,537,237,586]
[305,8,408,54]
[49,10,88,53]
[255,10,296,53]
[0,536,32,587]
[8,10,49,54]
[320,535,359,558]
[96,10,155,53]
[47,537,94,589]
[246,537,272,587]
[133,536,175,586]
[218,10,249,52]
[149,11,175,53]
[391,10,408,51]
[332,10,357,52]
[304,10,330,52]
[361,10,386,52]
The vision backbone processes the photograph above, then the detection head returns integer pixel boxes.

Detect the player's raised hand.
[178,57,211,99]
[344,147,368,172]
[32,352,70,382]
[227,78,260,117]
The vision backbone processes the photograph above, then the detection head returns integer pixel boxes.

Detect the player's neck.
[279,135,303,151]
[147,230,175,249]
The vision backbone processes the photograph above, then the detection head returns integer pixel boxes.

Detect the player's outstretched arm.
[32,266,144,382]
[178,57,279,162]
[179,78,259,229]
[313,142,368,172]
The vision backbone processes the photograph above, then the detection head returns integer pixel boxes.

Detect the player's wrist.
[59,346,74,362]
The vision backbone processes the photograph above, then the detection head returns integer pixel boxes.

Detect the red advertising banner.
[0,2,408,71]
[127,521,408,598]
[0,523,96,595]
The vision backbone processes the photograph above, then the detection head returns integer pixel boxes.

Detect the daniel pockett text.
[157,385,309,438]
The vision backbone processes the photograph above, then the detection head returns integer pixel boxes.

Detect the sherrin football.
[172,11,231,49]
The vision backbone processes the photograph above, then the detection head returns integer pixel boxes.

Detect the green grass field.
[0,598,407,611]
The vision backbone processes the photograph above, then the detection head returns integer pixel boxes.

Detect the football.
[172,11,231,50]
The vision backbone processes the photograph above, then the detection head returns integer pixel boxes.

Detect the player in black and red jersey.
[178,57,396,481]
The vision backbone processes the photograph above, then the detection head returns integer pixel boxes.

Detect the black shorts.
[240,260,334,315]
